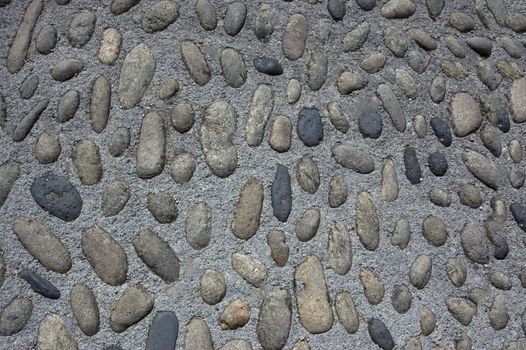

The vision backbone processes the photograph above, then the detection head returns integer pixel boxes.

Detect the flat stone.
[147,192,178,223]
[420,306,436,336]
[133,226,179,282]
[446,297,477,326]
[254,4,273,42]
[384,27,408,58]
[70,283,99,336]
[19,74,38,99]
[329,174,347,208]
[335,292,359,334]
[429,73,446,103]
[422,215,447,246]
[332,143,374,174]
[450,92,482,137]
[219,299,250,330]
[449,13,475,32]
[458,183,482,208]
[477,60,501,91]
[246,85,274,147]
[381,158,398,202]
[296,156,319,194]
[232,177,263,240]
[430,118,452,147]
[0,162,20,209]
[409,255,432,289]
[343,22,369,52]
[13,99,49,142]
[68,10,95,48]
[256,290,291,350]
[295,206,320,242]
[511,203,526,232]
[158,79,179,100]
[391,285,412,314]
[404,147,422,184]
[395,69,417,98]
[0,253,4,288]
[146,311,179,350]
[12,218,71,273]
[498,36,522,58]
[220,48,247,88]
[306,51,327,91]
[428,152,448,176]
[507,14,526,32]
[0,298,33,336]
[57,90,80,123]
[480,93,510,133]
[409,28,436,50]
[170,152,196,183]
[381,0,415,19]
[328,221,352,275]
[337,71,368,95]
[443,35,467,58]
[51,59,84,81]
[462,148,500,189]
[510,79,526,123]
[118,43,155,109]
[486,0,507,25]
[356,0,376,10]
[461,222,490,264]
[200,269,226,305]
[442,60,466,80]
[391,217,410,249]
[282,14,308,60]
[142,0,179,33]
[97,28,122,65]
[36,24,57,55]
[37,315,78,350]
[360,53,386,74]
[269,116,292,152]
[82,226,127,286]
[137,111,166,179]
[231,252,267,287]
[271,164,292,222]
[287,79,301,104]
[111,0,140,15]
[490,272,512,290]
[224,2,246,36]
[328,0,346,20]
[253,57,283,76]
[360,268,385,305]
[101,181,130,217]
[184,318,213,350]
[71,139,102,185]
[297,107,323,147]
[18,270,60,299]
[426,0,444,19]
[467,36,493,57]
[90,75,111,133]
[377,84,406,132]
[185,202,212,250]
[267,230,289,267]
[31,175,82,222]
[356,192,380,251]
[295,256,333,334]
[35,132,61,164]
[509,139,522,162]
[110,285,154,332]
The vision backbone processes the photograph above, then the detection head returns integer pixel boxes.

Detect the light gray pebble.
[327,221,352,276]
[384,27,408,57]
[429,188,451,207]
[224,2,246,36]
[220,48,246,88]
[446,297,477,326]
[413,115,426,138]
[377,84,406,132]
[337,71,368,95]
[420,306,436,336]
[498,36,522,58]
[462,148,500,190]
[142,0,179,33]
[35,132,60,164]
[409,255,432,289]
[108,127,130,157]
[391,217,410,250]
[489,295,508,330]
[101,181,131,217]
[442,35,467,58]
[147,192,178,224]
[480,123,501,156]
[19,74,38,99]
[118,43,155,109]
[171,103,194,133]
[360,53,386,74]
[67,10,96,48]
[381,158,398,202]
[335,292,359,334]
[490,272,511,290]
[287,79,301,104]
[35,24,57,54]
[111,0,140,15]
[296,155,320,195]
[355,192,379,251]
[458,183,482,208]
[185,202,212,250]
[461,222,491,264]
[170,152,196,184]
[97,28,122,65]
[422,215,448,246]
[246,85,274,147]
[181,40,210,86]
[57,90,79,123]
[449,12,475,32]
[200,269,226,305]
[306,51,327,91]
[391,285,412,314]
[327,101,349,133]
[133,227,179,282]
[90,75,111,133]
[359,268,384,305]
[332,143,375,174]
[282,14,307,60]
[510,167,525,189]
[395,69,417,98]
[381,0,416,19]
[507,14,526,32]
[509,140,522,163]
[51,59,84,82]
[37,314,78,350]
[0,298,33,336]
[295,206,320,242]
[343,22,369,52]
[158,79,179,100]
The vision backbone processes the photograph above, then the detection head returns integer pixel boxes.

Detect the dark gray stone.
[404,147,422,184]
[427,0,444,19]
[368,318,394,350]
[13,99,49,142]
[428,152,448,176]
[356,0,375,11]
[31,174,82,221]
[224,2,246,36]
[35,24,57,54]
[18,270,60,299]
[430,118,452,147]
[51,59,84,81]
[271,165,292,223]
[510,203,526,232]
[253,57,283,75]
[328,0,346,20]
[111,0,140,15]
[297,107,323,147]
[146,311,179,350]
[467,37,493,57]
[19,74,38,99]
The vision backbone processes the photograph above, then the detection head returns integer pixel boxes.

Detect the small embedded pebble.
[147,192,178,224]
[335,292,359,334]
[395,69,417,98]
[477,60,501,91]
[377,84,406,132]
[413,115,426,138]
[446,257,467,287]
[200,269,226,305]
[449,13,475,32]
[507,14,526,32]
[391,217,410,250]
[253,57,283,76]
[220,47,246,88]
[467,36,493,57]
[442,60,466,80]
[306,51,328,91]
[71,140,103,185]
[158,79,179,100]
[381,158,398,202]
[430,118,452,147]
[19,74,38,99]
[327,0,346,20]
[256,289,291,349]
[359,268,384,305]
[443,35,467,58]
[297,107,323,147]
[356,0,376,11]
[13,99,49,142]
[509,140,522,163]
[111,0,141,15]
[110,285,154,333]
[462,149,500,190]
[328,221,352,276]
[327,101,349,134]
[360,52,386,74]
[57,90,80,123]
[355,192,380,251]
[380,0,415,19]
[420,306,436,336]
[510,79,526,123]
[384,27,408,58]
[332,143,375,174]
[510,168,525,189]
[0,298,33,336]
[36,24,57,55]
[368,318,394,350]
[480,94,511,135]
[489,295,508,330]
[429,188,450,207]
[271,164,292,222]
[391,285,412,314]
[68,10,96,48]
[37,314,78,350]
[498,36,522,59]
[70,283,100,336]
[90,76,111,133]
[409,255,432,289]
[224,1,246,36]
[429,74,446,103]
[422,215,448,246]
[254,3,274,43]
[35,132,61,164]
[231,252,268,287]
[118,43,155,109]
[171,103,194,133]
[181,40,210,86]
[31,174,82,222]
[428,152,448,177]
[409,28,436,50]
[450,92,482,137]
[97,28,122,65]
[269,116,292,152]
[446,296,477,326]
[170,152,196,184]
[267,230,289,267]
[282,14,308,60]
[219,299,250,330]
[296,156,320,195]
[19,270,60,299]
[137,111,166,179]
[142,0,179,33]
[287,79,301,104]
[185,202,212,250]
[458,183,482,209]
[108,127,130,157]
[51,59,84,81]
[295,206,320,242]
[403,147,422,184]
[343,22,369,52]
[337,71,368,95]
[490,272,511,290]
[232,177,263,240]
[461,223,490,264]
[510,203,526,232]
[329,174,347,208]
[246,85,274,147]
[184,318,213,350]
[146,311,179,350]
[406,49,430,74]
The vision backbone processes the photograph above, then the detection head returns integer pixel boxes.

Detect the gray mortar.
[1,0,526,349]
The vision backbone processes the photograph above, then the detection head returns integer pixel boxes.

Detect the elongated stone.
[71,140,103,185]
[271,165,292,222]
[257,290,291,350]
[510,78,526,123]
[184,318,213,350]
[146,311,179,350]
[332,143,374,174]
[269,116,291,152]
[68,10,96,48]
[70,284,100,336]
[232,178,263,240]
[446,297,476,326]
[254,4,273,42]
[200,100,238,177]
[335,292,359,334]
[19,270,60,299]
[133,227,179,282]
[35,24,57,55]
[282,14,308,60]
[295,256,333,334]
[142,0,179,33]
[359,268,384,305]
[231,252,267,287]
[51,59,84,81]
[90,75,111,133]
[267,230,289,267]
[110,285,154,332]
[343,22,369,52]
[12,218,71,273]
[37,315,78,350]
[461,222,490,264]
[377,84,405,132]
[101,181,130,217]
[186,203,212,250]
[381,0,415,18]
[295,206,320,242]
[306,51,327,91]
[224,2,246,36]
[404,147,422,184]
[0,162,20,209]
[13,99,49,142]
[57,90,80,123]
[296,155,319,194]
[0,298,32,336]
[356,192,379,250]
[31,175,82,222]
[381,158,398,202]
[7,0,43,73]
[111,0,141,15]
[137,111,166,179]
[181,40,210,86]
[409,255,432,289]
[98,28,122,65]
[298,107,323,147]
[246,85,274,147]
[118,43,155,109]
[327,101,349,133]
[461,149,500,189]
[328,221,352,275]
[220,48,246,88]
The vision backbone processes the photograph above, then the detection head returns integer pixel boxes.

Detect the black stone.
[493,237,509,260]
[510,203,526,232]
[328,0,346,20]
[428,152,448,176]
[358,108,383,139]
[271,164,292,222]
[368,318,395,350]
[18,270,60,299]
[13,99,49,142]
[146,311,179,350]
[297,107,324,147]
[30,174,83,222]
[253,57,283,75]
[430,117,452,147]
[356,0,376,11]
[404,147,422,184]
[496,110,510,133]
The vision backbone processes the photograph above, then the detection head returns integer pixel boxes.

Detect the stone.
[490,272,511,290]
[477,60,501,91]
[356,192,380,250]
[429,74,446,103]
[413,115,426,138]
[118,43,155,109]
[133,226,179,281]
[71,140,102,185]
[282,14,308,60]
[404,147,422,184]
[446,297,477,326]
[377,84,405,132]
[12,218,71,273]
[391,285,412,314]
[170,153,196,183]
[36,24,57,55]
[256,290,291,350]
[19,74,38,99]
[360,268,384,305]
[486,0,507,25]
[306,51,327,91]
[295,256,333,333]
[405,337,422,350]
[422,215,447,246]
[224,2,246,36]
[185,202,212,250]
[219,340,251,350]
[420,306,436,336]
[395,69,417,98]
[381,158,398,202]
[498,36,522,59]
[18,270,60,299]
[328,222,352,275]
[287,79,301,104]
[137,111,166,179]
[356,0,376,10]
[220,48,247,88]
[70,283,99,336]
[147,192,178,224]
[446,258,466,286]
[296,107,324,147]
[467,36,493,57]
[391,217,410,249]
[450,93,482,137]
[381,0,415,19]
[441,60,466,80]
[368,318,394,350]
[332,143,374,174]
[37,314,78,350]
[219,299,250,330]
[510,79,526,123]
[461,223,490,264]
[428,152,448,177]
[82,226,127,286]
[509,140,522,163]
[329,174,347,208]
[406,49,430,74]
[169,104,194,133]
[57,90,79,123]
[269,116,291,152]
[143,0,179,33]
[111,0,141,15]
[0,253,4,288]
[7,0,43,73]
[0,298,32,336]
[110,285,154,333]
[409,255,432,289]
[13,99,49,142]
[246,85,274,147]
[409,28,436,50]
[68,10,95,48]
[101,181,130,217]
[510,167,525,188]
[427,0,444,19]
[200,269,226,305]
[35,132,61,164]
[90,75,111,133]
[296,156,319,194]
[231,252,267,287]
[480,93,510,133]
[158,79,179,100]
[443,35,467,58]
[51,59,84,82]
[507,14,526,32]
[360,53,386,73]
[430,118,452,147]
[429,188,450,207]
[232,178,263,240]
[335,292,359,334]
[271,165,292,222]
[449,13,475,32]
[384,27,408,58]
[511,203,526,232]
[458,183,482,208]
[146,311,178,350]
[253,57,283,76]
[98,28,122,65]
[462,149,500,189]
[31,175,82,222]
[254,4,273,42]
[337,71,368,95]
[184,318,213,350]
[295,206,320,242]
[343,22,369,52]
[328,0,346,20]
[267,230,289,267]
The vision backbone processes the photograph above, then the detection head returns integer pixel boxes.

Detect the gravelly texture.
[1,0,526,349]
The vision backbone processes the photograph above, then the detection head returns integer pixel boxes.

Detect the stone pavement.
[1,0,526,349]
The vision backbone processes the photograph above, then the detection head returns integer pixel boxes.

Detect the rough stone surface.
[133,226,179,281]
[118,43,155,109]
[110,285,154,333]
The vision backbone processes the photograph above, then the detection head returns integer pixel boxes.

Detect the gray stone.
[381,158,398,202]
[146,311,179,350]
[507,14,526,32]
[35,132,61,164]
[443,35,467,58]
[297,107,323,147]
[429,188,450,207]
[486,0,508,25]
[368,318,394,350]
[477,60,501,91]
[108,128,130,157]
[37,315,78,350]
[231,252,267,287]
[13,99,49,142]
[510,79,526,123]
[137,111,166,179]
[287,79,301,104]
[158,79,179,100]
[70,283,99,336]
[406,49,430,74]
[337,71,368,95]
[429,73,446,103]
[467,36,493,57]
[356,192,380,250]
[71,139,102,185]
[360,53,386,73]
[413,115,426,138]
[332,143,374,174]
[90,75,111,133]
[246,85,274,147]
[296,156,319,194]
[462,148,500,189]
[490,272,511,290]
[450,93,482,137]
[509,139,522,163]
[267,230,289,267]
[328,174,347,208]
[68,10,95,48]
[110,285,154,332]
[101,181,131,217]
[395,69,417,98]
[282,14,307,60]
[480,123,501,156]
[510,167,525,189]
[328,221,352,275]
[111,0,140,15]
[327,102,349,135]
[171,103,194,133]
[391,217,410,249]
[409,255,432,289]
[220,48,247,88]
[97,28,122,65]
[232,177,263,240]
[170,152,196,184]
[254,4,274,42]
[51,59,84,82]
[403,147,421,184]
[335,292,359,334]
[426,0,444,19]
[384,27,408,57]
[142,1,179,33]
[391,285,412,314]
[343,22,369,52]
[57,90,80,123]
[256,290,291,350]
[30,174,82,222]
[377,84,406,132]
[381,0,415,19]
[269,116,292,152]
[184,318,213,350]
[422,215,447,246]
[185,202,212,250]
[409,28,436,50]
[295,206,320,242]
[19,74,38,99]
[0,298,33,336]
[35,24,57,55]
[200,269,226,305]
[498,36,522,58]
[458,183,482,208]
[147,192,178,224]
[306,51,327,91]
[446,297,477,326]
[449,13,475,32]
[420,306,436,336]
[118,43,155,109]
[461,222,490,264]
[359,268,384,305]
[224,2,246,36]
[356,0,376,10]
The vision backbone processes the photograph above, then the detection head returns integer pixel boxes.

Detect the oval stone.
[31,175,82,222]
